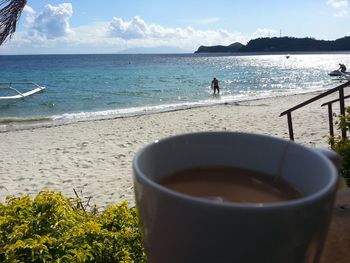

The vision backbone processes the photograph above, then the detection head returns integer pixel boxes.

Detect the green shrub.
[330,138,350,186]
[330,106,350,186]
[0,191,146,263]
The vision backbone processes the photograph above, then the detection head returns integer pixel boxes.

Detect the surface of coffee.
[159,166,303,204]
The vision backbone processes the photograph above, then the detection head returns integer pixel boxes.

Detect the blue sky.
[1,0,350,54]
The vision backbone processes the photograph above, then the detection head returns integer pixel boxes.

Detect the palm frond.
[0,0,27,45]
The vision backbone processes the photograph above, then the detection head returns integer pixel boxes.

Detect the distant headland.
[194,36,350,53]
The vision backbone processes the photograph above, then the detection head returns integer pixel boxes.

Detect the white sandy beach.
[0,91,343,208]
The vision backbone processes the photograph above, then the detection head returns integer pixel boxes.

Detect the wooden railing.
[280,81,350,141]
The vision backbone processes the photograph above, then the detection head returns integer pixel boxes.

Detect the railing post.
[339,88,346,140]
[328,104,334,146]
[287,112,294,141]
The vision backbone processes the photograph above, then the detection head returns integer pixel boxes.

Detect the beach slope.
[0,92,338,207]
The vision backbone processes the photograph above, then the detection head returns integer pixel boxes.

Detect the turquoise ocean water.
[0,53,349,131]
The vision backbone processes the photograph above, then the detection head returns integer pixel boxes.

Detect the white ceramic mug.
[133,132,339,263]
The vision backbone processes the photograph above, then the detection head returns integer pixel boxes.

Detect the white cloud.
[328,0,348,8]
[107,16,245,47]
[252,28,277,38]
[23,5,35,15]
[26,3,74,39]
[1,7,251,54]
[108,16,148,39]
[108,16,191,40]
[23,5,36,28]
[327,0,349,17]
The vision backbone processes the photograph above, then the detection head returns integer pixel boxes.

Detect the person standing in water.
[211,77,220,95]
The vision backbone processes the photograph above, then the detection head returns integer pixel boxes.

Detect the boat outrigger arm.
[0,82,45,99]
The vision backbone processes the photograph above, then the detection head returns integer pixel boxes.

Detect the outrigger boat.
[0,81,45,100]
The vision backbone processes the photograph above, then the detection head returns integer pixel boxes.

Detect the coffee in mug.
[159,166,303,203]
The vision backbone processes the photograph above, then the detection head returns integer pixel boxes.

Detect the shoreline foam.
[0,85,336,132]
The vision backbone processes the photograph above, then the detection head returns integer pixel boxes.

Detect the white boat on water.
[0,81,45,100]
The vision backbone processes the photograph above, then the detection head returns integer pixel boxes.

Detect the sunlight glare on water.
[0,53,349,129]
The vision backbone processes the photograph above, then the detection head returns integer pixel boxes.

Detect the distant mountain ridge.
[194,36,350,53]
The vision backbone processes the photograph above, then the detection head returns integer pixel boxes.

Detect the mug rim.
[133,131,338,210]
